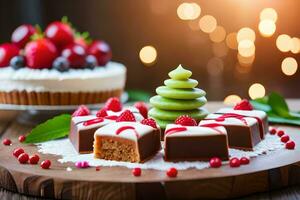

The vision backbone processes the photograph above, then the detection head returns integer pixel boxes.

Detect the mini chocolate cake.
[164,124,229,161]
[216,108,268,139]
[200,113,261,150]
[94,122,161,163]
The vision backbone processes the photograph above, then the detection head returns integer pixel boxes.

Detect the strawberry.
[134,102,148,119]
[105,97,122,112]
[175,115,197,126]
[88,40,112,66]
[116,110,136,122]
[96,108,108,117]
[0,43,20,67]
[61,43,86,68]
[24,38,57,69]
[141,118,157,129]
[45,21,74,49]
[72,105,90,117]
[11,24,36,48]
[234,99,253,111]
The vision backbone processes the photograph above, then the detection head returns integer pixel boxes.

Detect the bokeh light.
[224,95,242,106]
[238,40,255,57]
[212,42,228,57]
[237,27,255,43]
[199,15,217,33]
[281,57,298,76]
[207,57,224,76]
[226,32,238,50]
[188,20,201,31]
[177,3,201,20]
[209,26,226,43]
[237,53,255,66]
[260,8,278,22]
[290,37,300,54]
[248,83,266,99]
[139,46,157,65]
[236,63,252,74]
[258,20,276,37]
[276,34,292,52]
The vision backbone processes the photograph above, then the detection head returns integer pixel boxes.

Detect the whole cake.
[0,19,126,105]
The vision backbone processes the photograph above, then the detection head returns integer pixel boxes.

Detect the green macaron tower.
[149,64,209,130]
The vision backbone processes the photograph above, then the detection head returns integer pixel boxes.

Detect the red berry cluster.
[175,115,197,126]
[0,18,112,71]
[269,127,296,150]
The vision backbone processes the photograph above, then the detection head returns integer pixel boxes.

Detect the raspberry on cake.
[94,122,161,163]
[164,123,229,161]
[200,113,262,150]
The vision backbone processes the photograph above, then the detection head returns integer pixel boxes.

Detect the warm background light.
[276,34,292,52]
[212,42,228,57]
[258,20,276,37]
[236,63,252,74]
[209,26,226,43]
[248,83,266,99]
[206,57,224,76]
[237,27,256,42]
[224,95,242,106]
[281,57,298,76]
[177,3,201,20]
[237,53,255,66]
[139,46,157,65]
[238,40,255,57]
[199,15,217,33]
[290,37,300,54]
[260,8,278,22]
[226,32,238,50]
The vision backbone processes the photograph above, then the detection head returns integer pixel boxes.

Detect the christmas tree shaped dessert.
[149,65,208,129]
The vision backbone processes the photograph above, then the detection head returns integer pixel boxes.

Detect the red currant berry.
[269,128,277,135]
[18,153,29,164]
[209,157,222,168]
[286,141,295,150]
[166,167,178,178]
[281,135,290,143]
[13,148,25,158]
[132,167,142,177]
[29,154,40,165]
[229,157,241,168]
[96,166,101,171]
[2,138,11,146]
[41,160,51,169]
[18,135,26,143]
[240,157,250,165]
[277,130,285,137]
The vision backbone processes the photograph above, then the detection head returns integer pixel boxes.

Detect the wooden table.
[1,100,300,200]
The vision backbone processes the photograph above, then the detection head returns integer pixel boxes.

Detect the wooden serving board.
[1,111,300,199]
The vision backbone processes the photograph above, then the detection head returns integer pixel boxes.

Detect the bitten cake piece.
[94,121,161,163]
[216,99,268,139]
[164,123,229,161]
[200,113,261,150]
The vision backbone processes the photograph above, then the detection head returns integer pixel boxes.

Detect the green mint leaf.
[268,92,290,117]
[25,114,71,144]
[268,113,300,126]
[250,100,271,113]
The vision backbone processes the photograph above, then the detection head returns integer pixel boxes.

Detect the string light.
[260,8,278,22]
[281,57,298,76]
[276,34,292,52]
[177,3,201,20]
[209,26,226,43]
[139,46,157,65]
[248,83,266,99]
[224,95,242,105]
[258,20,276,37]
[199,15,217,33]
[237,27,255,42]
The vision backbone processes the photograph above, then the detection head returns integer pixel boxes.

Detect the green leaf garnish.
[268,92,290,117]
[25,114,71,144]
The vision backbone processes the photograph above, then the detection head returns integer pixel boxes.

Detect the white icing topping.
[200,113,257,126]
[95,122,155,141]
[165,124,227,138]
[217,108,267,119]
[0,61,126,92]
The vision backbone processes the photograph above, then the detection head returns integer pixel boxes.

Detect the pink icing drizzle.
[105,115,118,120]
[115,126,140,138]
[83,117,104,126]
[199,123,224,134]
[165,127,187,136]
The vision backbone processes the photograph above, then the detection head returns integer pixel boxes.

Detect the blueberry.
[10,56,25,70]
[53,57,70,72]
[85,55,98,69]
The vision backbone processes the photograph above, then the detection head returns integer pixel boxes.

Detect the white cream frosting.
[95,122,155,141]
[165,124,227,138]
[200,113,257,126]
[0,61,126,92]
[216,108,267,119]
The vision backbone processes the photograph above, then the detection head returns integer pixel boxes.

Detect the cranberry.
[41,160,51,169]
[281,135,290,143]
[166,167,178,178]
[209,157,222,168]
[18,135,26,143]
[29,154,40,165]
[18,153,29,164]
[13,148,25,158]
[229,157,241,168]
[132,167,142,177]
[286,141,295,150]
[96,166,101,171]
[240,157,250,165]
[277,130,285,137]
[269,128,277,135]
[2,138,11,146]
